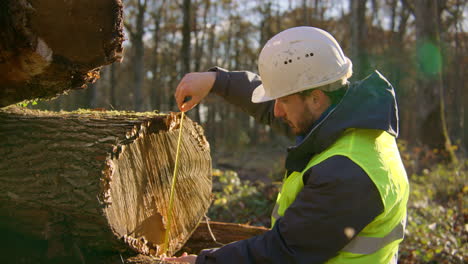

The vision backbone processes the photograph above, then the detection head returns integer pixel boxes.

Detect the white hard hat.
[252,26,352,103]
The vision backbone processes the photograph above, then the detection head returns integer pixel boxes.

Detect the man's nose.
[274,100,284,118]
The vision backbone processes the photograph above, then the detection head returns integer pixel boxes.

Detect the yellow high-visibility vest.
[272,128,409,264]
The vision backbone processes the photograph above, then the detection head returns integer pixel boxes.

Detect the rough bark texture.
[0,0,124,107]
[0,107,212,258]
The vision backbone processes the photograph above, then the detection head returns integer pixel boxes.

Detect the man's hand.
[163,252,197,264]
[175,72,216,112]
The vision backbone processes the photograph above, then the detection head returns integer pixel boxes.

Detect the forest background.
[26,0,466,263]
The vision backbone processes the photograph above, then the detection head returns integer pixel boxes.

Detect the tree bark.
[110,62,118,109]
[181,0,192,76]
[389,0,411,141]
[125,0,148,112]
[193,0,210,73]
[413,0,457,161]
[0,0,124,107]
[150,0,167,110]
[350,0,369,80]
[0,107,212,258]
[259,1,273,47]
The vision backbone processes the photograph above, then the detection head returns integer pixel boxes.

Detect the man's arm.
[195,156,384,264]
[174,67,291,137]
[208,67,291,137]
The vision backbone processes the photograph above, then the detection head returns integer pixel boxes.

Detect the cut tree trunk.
[0,106,212,258]
[0,0,124,107]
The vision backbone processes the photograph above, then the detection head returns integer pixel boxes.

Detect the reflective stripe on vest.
[341,219,405,255]
[272,205,405,255]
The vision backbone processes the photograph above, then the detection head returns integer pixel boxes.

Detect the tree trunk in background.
[167,30,179,112]
[302,0,310,25]
[194,0,210,72]
[458,12,467,154]
[181,0,191,76]
[446,0,466,155]
[181,0,200,122]
[110,62,118,109]
[350,0,369,80]
[0,0,124,107]
[413,0,448,151]
[128,0,148,112]
[390,0,411,141]
[223,12,233,68]
[313,0,320,19]
[259,2,273,47]
[0,107,212,259]
[87,82,99,109]
[151,18,161,110]
[192,0,210,123]
[150,0,167,110]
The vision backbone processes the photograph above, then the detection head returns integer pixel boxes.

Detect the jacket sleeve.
[208,66,292,137]
[195,155,384,264]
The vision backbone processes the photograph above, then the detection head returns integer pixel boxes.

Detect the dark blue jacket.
[195,67,400,264]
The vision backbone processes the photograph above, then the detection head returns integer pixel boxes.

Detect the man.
[166,27,409,264]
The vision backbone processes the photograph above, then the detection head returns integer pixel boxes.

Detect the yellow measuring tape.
[162,111,186,255]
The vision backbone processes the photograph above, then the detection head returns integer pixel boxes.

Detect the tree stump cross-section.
[0,107,212,258]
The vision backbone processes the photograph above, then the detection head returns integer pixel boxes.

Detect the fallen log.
[0,107,212,259]
[0,0,124,107]
[182,221,269,253]
[126,221,269,263]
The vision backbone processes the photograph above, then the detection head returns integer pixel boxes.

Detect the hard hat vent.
[284,52,314,65]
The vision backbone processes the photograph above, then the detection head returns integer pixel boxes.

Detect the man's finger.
[181,96,194,112]
[175,74,188,95]
[174,75,188,106]
[182,95,201,112]
[175,85,187,111]
[163,252,193,263]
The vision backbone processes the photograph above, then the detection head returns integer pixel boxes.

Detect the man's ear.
[310,90,331,110]
[310,89,321,104]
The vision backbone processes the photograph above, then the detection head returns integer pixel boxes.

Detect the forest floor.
[214,143,287,183]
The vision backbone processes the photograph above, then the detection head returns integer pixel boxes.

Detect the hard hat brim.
[251,84,275,103]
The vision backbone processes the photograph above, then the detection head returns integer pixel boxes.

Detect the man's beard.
[284,115,315,136]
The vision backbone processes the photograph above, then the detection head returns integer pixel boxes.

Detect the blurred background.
[25,1,466,262]
[30,0,467,160]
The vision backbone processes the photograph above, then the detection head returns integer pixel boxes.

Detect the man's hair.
[298,68,352,105]
[322,86,347,105]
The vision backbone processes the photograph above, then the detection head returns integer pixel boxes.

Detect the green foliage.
[399,162,467,263]
[417,41,443,76]
[207,169,277,227]
[16,99,39,108]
